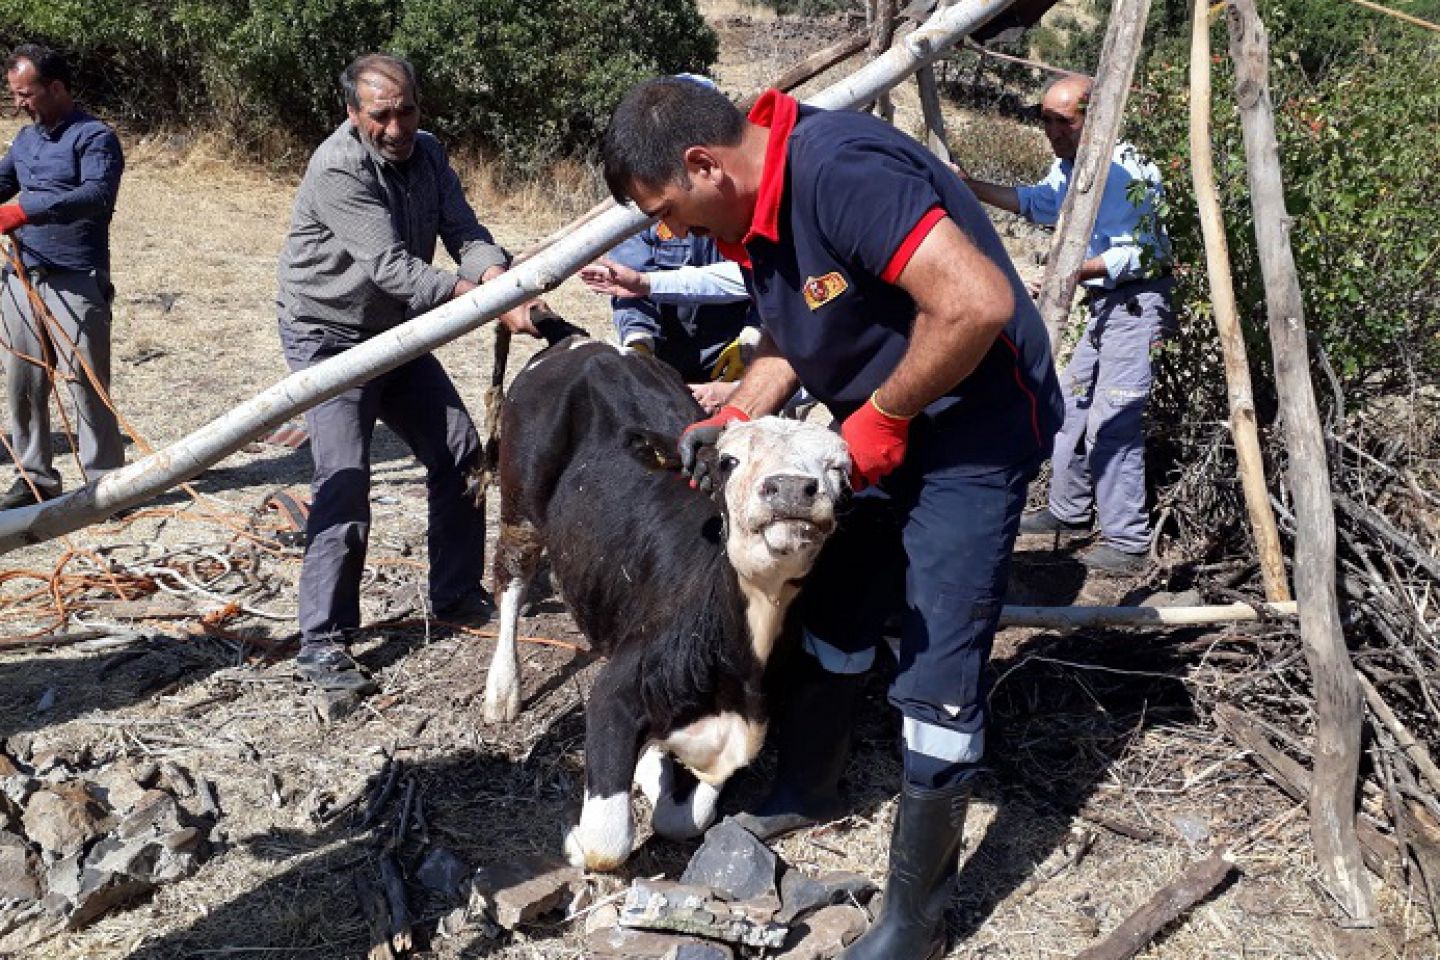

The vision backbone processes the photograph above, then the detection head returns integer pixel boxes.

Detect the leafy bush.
[0,0,718,168]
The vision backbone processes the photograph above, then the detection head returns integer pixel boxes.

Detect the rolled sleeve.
[1015,161,1067,226]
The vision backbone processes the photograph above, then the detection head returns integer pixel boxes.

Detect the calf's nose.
[760,473,821,514]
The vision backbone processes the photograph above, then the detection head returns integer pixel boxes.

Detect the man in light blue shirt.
[960,75,1174,574]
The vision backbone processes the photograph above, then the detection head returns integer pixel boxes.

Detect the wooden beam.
[1188,0,1290,602]
[999,600,1296,630]
[1073,852,1237,960]
[1034,0,1152,349]
[1227,0,1373,922]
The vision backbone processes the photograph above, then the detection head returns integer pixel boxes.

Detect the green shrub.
[0,0,718,168]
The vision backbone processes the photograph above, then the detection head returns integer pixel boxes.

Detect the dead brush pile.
[1143,366,1440,934]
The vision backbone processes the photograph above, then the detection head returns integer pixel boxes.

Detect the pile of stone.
[0,742,217,948]
[432,817,877,960]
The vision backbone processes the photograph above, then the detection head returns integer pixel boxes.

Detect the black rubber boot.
[733,655,862,841]
[839,781,969,960]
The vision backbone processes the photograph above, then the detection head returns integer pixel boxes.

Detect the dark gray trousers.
[279,321,486,643]
[1,268,124,490]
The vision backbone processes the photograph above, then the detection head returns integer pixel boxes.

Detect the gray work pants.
[279,321,486,643]
[1048,277,1175,554]
[1,268,123,490]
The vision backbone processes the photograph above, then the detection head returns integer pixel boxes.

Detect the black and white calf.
[483,338,849,871]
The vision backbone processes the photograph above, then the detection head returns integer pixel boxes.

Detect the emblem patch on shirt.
[655,222,676,241]
[802,272,848,310]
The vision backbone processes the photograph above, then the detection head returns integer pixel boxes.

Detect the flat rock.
[416,846,470,897]
[586,924,733,959]
[620,879,787,949]
[470,853,580,929]
[775,904,868,959]
[0,832,37,903]
[681,817,779,902]
[777,869,878,924]
[21,783,111,861]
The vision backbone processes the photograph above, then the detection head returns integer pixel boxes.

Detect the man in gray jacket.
[277,53,537,697]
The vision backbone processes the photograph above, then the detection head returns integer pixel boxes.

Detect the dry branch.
[1357,672,1440,806]
[1072,851,1236,960]
[1187,0,1289,603]
[1227,0,1373,922]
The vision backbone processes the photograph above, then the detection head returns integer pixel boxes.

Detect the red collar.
[716,89,799,266]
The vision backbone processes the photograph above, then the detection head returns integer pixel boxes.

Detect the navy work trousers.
[279,321,486,643]
[799,438,1040,790]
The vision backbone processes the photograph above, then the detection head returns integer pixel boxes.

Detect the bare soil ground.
[1,3,1435,958]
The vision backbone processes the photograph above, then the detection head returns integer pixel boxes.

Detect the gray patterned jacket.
[276,121,508,340]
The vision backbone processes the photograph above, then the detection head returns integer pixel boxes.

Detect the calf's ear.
[622,427,683,471]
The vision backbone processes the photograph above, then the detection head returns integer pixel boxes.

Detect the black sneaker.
[1018,509,1091,536]
[294,637,378,696]
[1081,543,1148,575]
[0,478,60,511]
[433,587,496,626]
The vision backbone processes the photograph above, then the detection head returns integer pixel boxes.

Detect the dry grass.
[1,8,1437,960]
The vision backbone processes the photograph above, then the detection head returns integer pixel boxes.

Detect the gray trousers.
[1048,277,1174,554]
[279,321,486,643]
[1,268,123,490]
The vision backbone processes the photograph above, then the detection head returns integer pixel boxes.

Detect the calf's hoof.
[481,685,520,724]
[564,792,634,872]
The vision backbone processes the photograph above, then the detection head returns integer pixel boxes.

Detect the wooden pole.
[1226,0,1373,923]
[916,0,954,161]
[999,599,1295,630]
[867,0,900,122]
[1188,0,1291,602]
[1035,0,1153,350]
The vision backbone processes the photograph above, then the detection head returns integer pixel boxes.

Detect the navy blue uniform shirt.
[719,91,1062,475]
[0,108,124,273]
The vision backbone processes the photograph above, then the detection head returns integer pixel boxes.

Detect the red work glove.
[0,204,28,235]
[679,405,749,492]
[840,392,913,491]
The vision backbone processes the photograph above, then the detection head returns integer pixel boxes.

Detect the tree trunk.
[1226,0,1373,923]
[1035,0,1151,350]
[0,0,1023,553]
[1188,0,1290,602]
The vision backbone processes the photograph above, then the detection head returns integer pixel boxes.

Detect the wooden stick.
[1334,493,1440,582]
[998,600,1296,630]
[915,63,952,162]
[1187,0,1290,603]
[354,871,398,960]
[1357,672,1440,801]
[962,38,1088,78]
[1073,852,1236,960]
[1227,0,1373,923]
[1035,0,1152,349]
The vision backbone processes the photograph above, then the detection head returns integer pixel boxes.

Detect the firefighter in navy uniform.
[601,78,1064,959]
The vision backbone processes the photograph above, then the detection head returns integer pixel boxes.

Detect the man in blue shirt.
[960,75,1175,574]
[602,78,1063,960]
[0,44,125,510]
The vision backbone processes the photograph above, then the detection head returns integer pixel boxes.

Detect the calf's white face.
[715,417,850,584]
